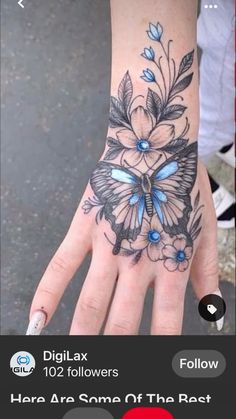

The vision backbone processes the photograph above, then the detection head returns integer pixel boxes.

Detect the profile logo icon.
[10,351,36,377]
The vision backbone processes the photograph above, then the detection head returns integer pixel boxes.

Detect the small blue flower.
[163,237,193,272]
[136,139,150,152]
[141,69,156,83]
[130,216,169,262]
[176,250,186,262]
[148,229,161,243]
[147,22,163,42]
[141,46,155,61]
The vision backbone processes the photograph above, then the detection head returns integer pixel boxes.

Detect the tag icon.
[207,304,217,315]
[198,294,226,322]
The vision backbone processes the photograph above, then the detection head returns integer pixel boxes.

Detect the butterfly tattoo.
[82,22,203,270]
[90,143,197,254]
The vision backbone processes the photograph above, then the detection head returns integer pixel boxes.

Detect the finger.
[190,220,222,330]
[191,166,219,299]
[104,267,151,335]
[29,206,91,325]
[190,229,219,299]
[70,247,118,335]
[151,270,188,335]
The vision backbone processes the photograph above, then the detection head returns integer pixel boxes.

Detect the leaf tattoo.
[109,96,130,128]
[161,104,187,121]
[118,71,133,113]
[104,137,124,161]
[159,138,189,154]
[170,73,193,98]
[193,190,200,210]
[146,88,162,121]
[178,50,194,76]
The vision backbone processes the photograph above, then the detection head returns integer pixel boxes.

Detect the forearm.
[109,0,199,147]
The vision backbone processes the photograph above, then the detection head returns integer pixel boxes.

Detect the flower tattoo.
[115,106,175,166]
[131,216,169,262]
[83,22,203,271]
[141,46,155,61]
[147,22,163,42]
[163,237,193,272]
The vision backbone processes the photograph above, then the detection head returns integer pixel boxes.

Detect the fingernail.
[213,288,224,331]
[26,310,47,335]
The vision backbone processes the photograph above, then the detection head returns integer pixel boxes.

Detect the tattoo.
[82,22,203,271]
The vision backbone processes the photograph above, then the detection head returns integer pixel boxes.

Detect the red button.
[122,407,174,419]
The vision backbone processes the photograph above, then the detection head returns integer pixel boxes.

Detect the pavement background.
[1,0,235,335]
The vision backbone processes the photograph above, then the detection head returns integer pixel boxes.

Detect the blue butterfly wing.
[110,168,138,184]
[150,142,198,235]
[155,161,179,180]
[90,162,145,253]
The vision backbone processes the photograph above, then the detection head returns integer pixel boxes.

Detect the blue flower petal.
[141,75,152,82]
[142,47,155,61]
[157,23,163,38]
[146,69,155,80]
[150,23,159,39]
[147,22,163,42]
[150,46,155,57]
[147,30,157,41]
[141,68,156,83]
[144,48,151,60]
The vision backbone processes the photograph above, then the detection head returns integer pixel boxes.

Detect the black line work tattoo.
[82,22,203,271]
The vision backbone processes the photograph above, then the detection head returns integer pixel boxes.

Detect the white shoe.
[212,185,235,229]
[217,143,235,168]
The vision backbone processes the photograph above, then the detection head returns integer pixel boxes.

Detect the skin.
[29,0,219,335]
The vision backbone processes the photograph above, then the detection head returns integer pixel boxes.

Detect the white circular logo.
[10,351,36,377]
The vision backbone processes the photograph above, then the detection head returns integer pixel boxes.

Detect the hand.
[27,20,220,335]
[27,157,219,335]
